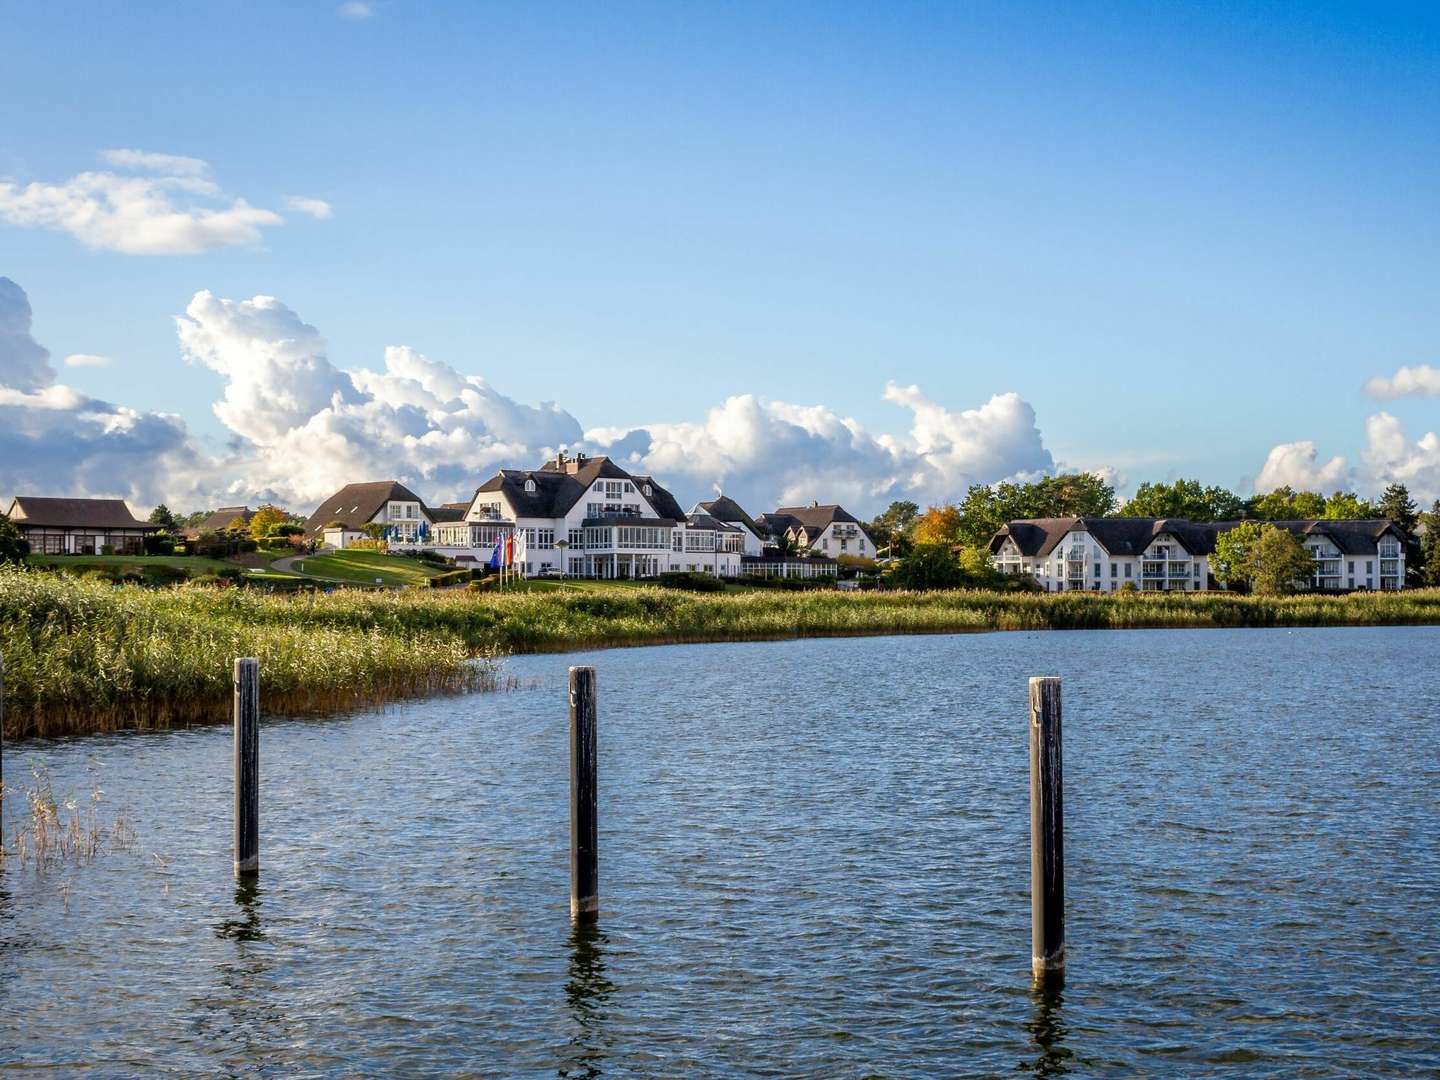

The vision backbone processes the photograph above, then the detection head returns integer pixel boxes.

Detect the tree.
[1415,500,1440,587]
[1251,525,1315,596]
[869,500,919,557]
[0,514,30,564]
[1378,483,1418,534]
[889,543,968,590]
[913,504,963,546]
[954,472,1117,547]
[1321,491,1377,520]
[1248,486,1326,520]
[1122,479,1245,522]
[249,504,290,540]
[148,503,178,530]
[1209,521,1263,592]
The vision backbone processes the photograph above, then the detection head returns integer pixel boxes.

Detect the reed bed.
[2,564,1437,737]
[1,763,137,868]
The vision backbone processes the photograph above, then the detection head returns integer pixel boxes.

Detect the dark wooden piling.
[1029,676,1064,979]
[234,658,260,877]
[569,666,599,920]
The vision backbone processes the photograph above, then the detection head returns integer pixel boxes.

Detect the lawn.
[30,554,239,572]
[284,550,450,586]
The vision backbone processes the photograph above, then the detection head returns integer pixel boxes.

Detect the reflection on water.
[0,627,1437,1074]
[1019,974,1073,1076]
[559,920,616,1078]
[215,878,265,943]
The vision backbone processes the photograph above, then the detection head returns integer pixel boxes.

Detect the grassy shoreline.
[3,565,1438,738]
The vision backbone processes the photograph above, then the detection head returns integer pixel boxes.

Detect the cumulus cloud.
[0,278,208,506]
[3,281,1061,515]
[1254,440,1351,493]
[63,353,111,368]
[588,383,1053,512]
[1360,412,1440,501]
[1255,414,1440,504]
[1364,364,1440,400]
[283,195,333,219]
[0,277,54,391]
[0,151,292,254]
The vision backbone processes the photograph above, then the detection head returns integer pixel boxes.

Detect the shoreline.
[4,566,1438,739]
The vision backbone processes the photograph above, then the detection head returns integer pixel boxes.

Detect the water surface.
[2,627,1437,1076]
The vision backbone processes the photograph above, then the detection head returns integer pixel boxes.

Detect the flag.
[505,533,515,568]
[488,535,503,569]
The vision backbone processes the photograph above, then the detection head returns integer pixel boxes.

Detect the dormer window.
[643,484,652,496]
[524,478,536,494]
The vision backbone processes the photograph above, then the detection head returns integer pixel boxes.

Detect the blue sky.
[2,1,1438,512]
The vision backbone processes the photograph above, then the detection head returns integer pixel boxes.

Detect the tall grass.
[2,564,1437,737]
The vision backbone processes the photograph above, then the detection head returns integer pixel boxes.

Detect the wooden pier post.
[234,658,260,877]
[1029,676,1064,980]
[569,666,599,921]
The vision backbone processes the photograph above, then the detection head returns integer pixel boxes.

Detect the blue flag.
[488,535,503,569]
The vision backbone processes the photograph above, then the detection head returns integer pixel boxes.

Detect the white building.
[446,452,747,578]
[756,503,877,560]
[303,481,435,549]
[989,516,1410,592]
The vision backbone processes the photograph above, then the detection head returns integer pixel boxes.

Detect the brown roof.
[6,497,157,530]
[302,481,430,536]
[771,503,876,545]
[192,506,254,534]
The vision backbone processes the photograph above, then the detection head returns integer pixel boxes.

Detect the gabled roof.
[303,481,429,536]
[686,512,741,532]
[1214,518,1408,557]
[753,512,801,539]
[696,495,764,537]
[989,517,1218,557]
[989,515,1410,559]
[6,496,157,530]
[193,506,253,534]
[771,503,876,545]
[472,456,686,524]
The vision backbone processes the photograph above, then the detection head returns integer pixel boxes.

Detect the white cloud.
[0,278,209,507]
[1254,440,1351,493]
[1360,412,1440,502]
[98,149,209,177]
[283,195,333,219]
[337,1,375,17]
[1255,414,1440,504]
[1364,364,1440,400]
[0,277,54,391]
[3,281,1061,516]
[63,353,112,368]
[0,151,289,254]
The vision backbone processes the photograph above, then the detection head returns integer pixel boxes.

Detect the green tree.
[954,472,1117,547]
[148,503,178,530]
[249,504,290,540]
[1320,491,1377,520]
[889,543,967,590]
[1251,525,1315,596]
[1416,500,1440,586]
[1378,483,1418,534]
[1248,486,1327,520]
[869,499,919,557]
[0,513,30,564]
[1123,478,1245,521]
[1210,521,1264,592]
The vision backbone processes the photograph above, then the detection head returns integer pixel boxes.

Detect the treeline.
[868,475,1440,586]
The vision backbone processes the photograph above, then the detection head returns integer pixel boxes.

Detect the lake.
[1,627,1437,1076]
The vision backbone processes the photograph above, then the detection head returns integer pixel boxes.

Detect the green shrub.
[658,571,725,592]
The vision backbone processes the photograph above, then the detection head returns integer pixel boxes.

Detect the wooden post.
[569,666,598,921]
[1029,676,1064,979]
[0,653,5,803]
[233,657,260,877]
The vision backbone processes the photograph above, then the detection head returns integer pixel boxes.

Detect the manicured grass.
[285,550,449,586]
[4,562,1438,737]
